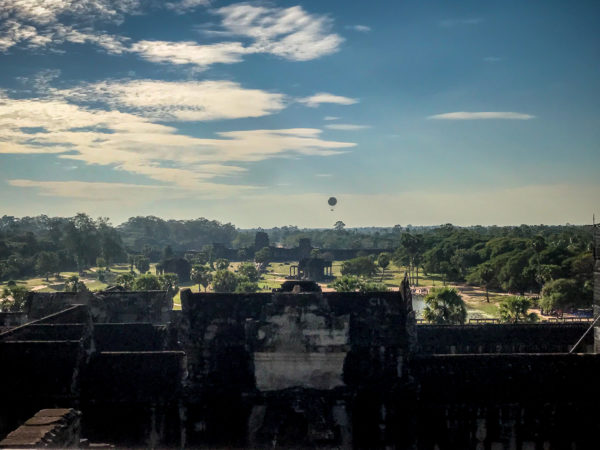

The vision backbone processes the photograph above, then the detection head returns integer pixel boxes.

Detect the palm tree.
[423,287,467,325]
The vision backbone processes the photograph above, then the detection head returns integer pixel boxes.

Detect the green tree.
[135,256,150,274]
[64,275,88,293]
[423,287,467,325]
[498,296,537,323]
[468,263,495,302]
[1,285,29,312]
[536,264,562,285]
[334,221,346,232]
[115,272,136,290]
[341,256,377,278]
[128,254,136,272]
[238,263,259,282]
[360,281,389,293]
[95,257,107,270]
[237,248,249,261]
[215,258,230,271]
[159,272,180,296]
[212,269,239,293]
[254,247,271,271]
[235,277,260,293]
[331,275,363,292]
[377,252,391,281]
[541,278,587,315]
[64,213,99,271]
[190,265,212,292]
[36,251,58,281]
[96,217,124,266]
[133,273,162,290]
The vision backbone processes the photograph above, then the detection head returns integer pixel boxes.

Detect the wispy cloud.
[0,89,354,193]
[130,40,247,68]
[0,1,342,69]
[298,93,358,108]
[129,4,344,68]
[324,116,339,121]
[166,0,210,14]
[483,56,502,63]
[346,25,370,32]
[315,173,332,177]
[0,0,137,52]
[428,112,535,120]
[7,180,179,201]
[325,124,370,130]
[215,4,343,61]
[59,79,286,121]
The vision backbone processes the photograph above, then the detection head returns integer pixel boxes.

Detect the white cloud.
[166,0,209,14]
[483,56,502,63]
[59,79,286,121]
[298,93,358,108]
[324,116,339,121]
[325,124,370,131]
[346,25,370,32]
[130,40,248,68]
[1,2,343,69]
[132,4,344,67]
[428,112,535,120]
[315,173,332,177]
[215,4,343,61]
[0,90,354,192]
[0,0,138,52]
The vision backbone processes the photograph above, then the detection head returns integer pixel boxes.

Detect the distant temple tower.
[298,238,312,260]
[254,231,269,251]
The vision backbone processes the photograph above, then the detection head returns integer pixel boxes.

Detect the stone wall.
[417,322,593,354]
[5,282,600,448]
[411,353,600,449]
[177,285,416,447]
[26,290,172,324]
[0,312,27,333]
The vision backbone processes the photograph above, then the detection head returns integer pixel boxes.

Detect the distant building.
[289,257,333,281]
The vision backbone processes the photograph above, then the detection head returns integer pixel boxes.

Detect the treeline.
[0,214,124,281]
[264,224,398,249]
[0,214,241,281]
[1,214,595,312]
[391,223,594,313]
[118,216,238,252]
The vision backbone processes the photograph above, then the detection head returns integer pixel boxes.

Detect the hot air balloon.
[328,197,337,211]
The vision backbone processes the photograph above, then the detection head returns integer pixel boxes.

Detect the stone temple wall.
[417,322,593,354]
[26,290,172,324]
[177,286,417,448]
[3,281,600,448]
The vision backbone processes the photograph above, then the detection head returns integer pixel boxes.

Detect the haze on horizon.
[0,0,598,228]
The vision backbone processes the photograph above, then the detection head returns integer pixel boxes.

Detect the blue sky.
[0,0,598,227]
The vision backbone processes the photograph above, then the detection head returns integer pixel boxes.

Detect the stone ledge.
[0,408,81,448]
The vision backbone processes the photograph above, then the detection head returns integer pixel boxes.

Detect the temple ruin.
[1,268,600,448]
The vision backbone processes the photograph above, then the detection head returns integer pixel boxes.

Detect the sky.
[0,0,598,227]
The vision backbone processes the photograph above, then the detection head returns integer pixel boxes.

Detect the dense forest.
[0,215,595,312]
